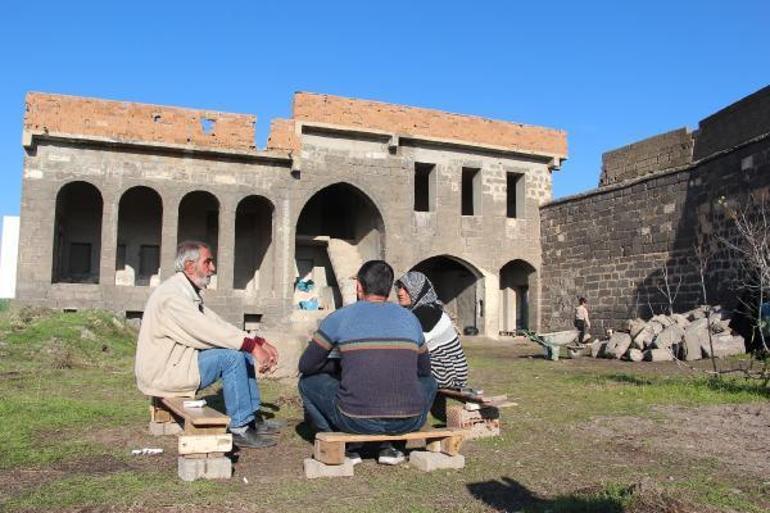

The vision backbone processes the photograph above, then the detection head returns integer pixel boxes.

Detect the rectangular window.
[414,162,435,212]
[461,167,480,216]
[139,245,160,277]
[243,313,263,331]
[506,172,525,218]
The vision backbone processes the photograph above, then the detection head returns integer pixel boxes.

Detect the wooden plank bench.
[437,389,516,440]
[305,428,468,478]
[149,397,233,481]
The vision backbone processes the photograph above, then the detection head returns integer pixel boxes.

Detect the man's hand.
[251,340,279,374]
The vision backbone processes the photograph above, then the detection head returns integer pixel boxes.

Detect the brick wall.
[292,92,568,157]
[266,118,299,152]
[25,92,257,151]
[599,128,694,186]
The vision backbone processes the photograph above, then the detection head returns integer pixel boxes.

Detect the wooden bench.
[305,428,468,477]
[437,389,516,440]
[149,397,233,481]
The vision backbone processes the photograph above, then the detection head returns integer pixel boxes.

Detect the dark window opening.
[414,162,435,212]
[461,167,480,216]
[506,172,525,218]
[68,243,92,275]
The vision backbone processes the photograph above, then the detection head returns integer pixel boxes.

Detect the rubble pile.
[582,306,746,362]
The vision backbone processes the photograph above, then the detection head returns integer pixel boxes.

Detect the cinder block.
[177,456,232,481]
[303,457,355,479]
[409,451,465,472]
[149,421,183,436]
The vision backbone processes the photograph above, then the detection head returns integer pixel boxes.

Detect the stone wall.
[599,128,694,186]
[541,86,770,336]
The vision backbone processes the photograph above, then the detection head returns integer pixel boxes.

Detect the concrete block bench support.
[149,397,233,481]
[305,428,467,478]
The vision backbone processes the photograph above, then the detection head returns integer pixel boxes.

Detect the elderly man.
[135,240,281,449]
[298,260,437,465]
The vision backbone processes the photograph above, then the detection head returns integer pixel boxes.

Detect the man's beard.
[191,272,211,289]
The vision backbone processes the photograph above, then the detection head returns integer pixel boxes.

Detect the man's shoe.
[377,445,405,465]
[346,442,363,465]
[252,414,286,435]
[231,427,278,449]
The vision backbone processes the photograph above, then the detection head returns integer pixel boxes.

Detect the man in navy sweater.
[298,260,438,464]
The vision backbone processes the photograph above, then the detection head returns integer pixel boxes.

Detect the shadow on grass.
[704,376,770,398]
[468,477,628,513]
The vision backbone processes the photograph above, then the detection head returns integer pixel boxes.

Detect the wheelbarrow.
[520,329,580,361]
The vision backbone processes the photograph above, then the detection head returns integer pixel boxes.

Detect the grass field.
[1,306,768,513]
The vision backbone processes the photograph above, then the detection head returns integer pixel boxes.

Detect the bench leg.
[440,435,464,456]
[409,451,465,472]
[314,439,346,465]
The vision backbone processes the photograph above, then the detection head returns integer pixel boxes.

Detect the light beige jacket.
[134,272,248,397]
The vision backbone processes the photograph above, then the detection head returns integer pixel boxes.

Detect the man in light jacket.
[135,240,281,449]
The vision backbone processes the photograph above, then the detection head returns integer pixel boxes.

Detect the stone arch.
[52,181,103,283]
[499,259,537,333]
[410,254,484,335]
[116,186,163,287]
[233,195,274,292]
[177,191,220,288]
[294,182,385,310]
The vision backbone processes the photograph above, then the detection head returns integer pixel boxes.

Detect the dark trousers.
[298,373,438,434]
[574,319,587,343]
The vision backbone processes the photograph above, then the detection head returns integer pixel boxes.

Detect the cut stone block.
[627,318,647,339]
[702,334,745,358]
[590,340,606,358]
[149,421,183,436]
[625,348,644,362]
[178,456,232,481]
[683,318,709,361]
[651,315,673,328]
[632,326,655,349]
[671,313,690,329]
[604,332,632,359]
[643,348,674,362]
[409,451,465,472]
[649,320,665,335]
[652,324,684,349]
[304,457,355,479]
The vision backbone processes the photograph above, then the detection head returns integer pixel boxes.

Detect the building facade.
[17,92,567,336]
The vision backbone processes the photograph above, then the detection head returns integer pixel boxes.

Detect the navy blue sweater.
[298,301,431,418]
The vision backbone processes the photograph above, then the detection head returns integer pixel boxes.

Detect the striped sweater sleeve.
[298,329,334,375]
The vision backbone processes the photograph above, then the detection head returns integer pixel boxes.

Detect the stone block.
[178,456,232,481]
[408,451,465,472]
[590,340,606,358]
[683,318,708,361]
[303,457,355,479]
[632,326,655,349]
[702,334,745,358]
[652,324,684,349]
[149,421,183,436]
[643,348,674,362]
[604,332,631,359]
[627,318,647,338]
[671,313,690,329]
[625,348,644,362]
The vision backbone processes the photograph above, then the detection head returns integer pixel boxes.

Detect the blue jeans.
[298,373,438,434]
[198,348,260,428]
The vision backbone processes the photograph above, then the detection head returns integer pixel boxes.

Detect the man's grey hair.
[175,240,210,272]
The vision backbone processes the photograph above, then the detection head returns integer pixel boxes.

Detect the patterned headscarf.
[396,271,443,311]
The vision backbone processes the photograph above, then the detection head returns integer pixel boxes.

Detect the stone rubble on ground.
[580,305,746,362]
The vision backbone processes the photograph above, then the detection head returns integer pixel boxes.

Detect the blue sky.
[0,0,768,226]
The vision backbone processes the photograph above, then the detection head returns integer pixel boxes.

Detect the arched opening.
[499,259,537,334]
[411,255,483,335]
[116,186,163,287]
[294,183,385,310]
[52,181,103,284]
[234,195,273,292]
[177,191,219,289]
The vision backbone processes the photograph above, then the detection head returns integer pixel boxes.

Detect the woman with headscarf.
[394,271,470,390]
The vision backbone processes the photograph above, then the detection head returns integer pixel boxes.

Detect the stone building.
[540,85,770,338]
[16,92,567,336]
